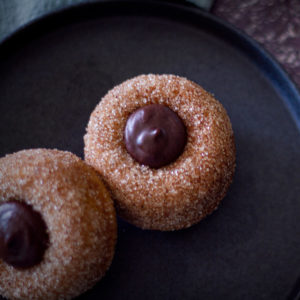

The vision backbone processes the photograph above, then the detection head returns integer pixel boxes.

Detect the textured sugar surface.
[84,74,236,230]
[0,149,117,300]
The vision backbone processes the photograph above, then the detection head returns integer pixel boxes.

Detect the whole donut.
[84,74,235,231]
[0,149,117,300]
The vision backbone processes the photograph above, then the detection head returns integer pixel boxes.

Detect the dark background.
[1,0,300,87]
[0,1,299,300]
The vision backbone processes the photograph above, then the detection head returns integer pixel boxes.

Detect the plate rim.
[0,0,300,133]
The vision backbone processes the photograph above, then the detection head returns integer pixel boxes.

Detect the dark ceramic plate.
[0,1,300,299]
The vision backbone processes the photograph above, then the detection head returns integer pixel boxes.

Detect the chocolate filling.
[124,104,187,168]
[0,200,49,269]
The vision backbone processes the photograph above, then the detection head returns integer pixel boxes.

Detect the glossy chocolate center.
[0,201,49,269]
[124,104,187,168]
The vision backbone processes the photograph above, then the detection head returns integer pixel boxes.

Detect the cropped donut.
[84,74,235,231]
[0,149,117,300]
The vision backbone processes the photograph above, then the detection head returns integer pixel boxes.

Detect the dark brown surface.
[124,104,187,168]
[0,201,48,269]
[213,0,300,87]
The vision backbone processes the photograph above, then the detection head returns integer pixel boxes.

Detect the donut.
[0,149,117,300]
[84,74,235,231]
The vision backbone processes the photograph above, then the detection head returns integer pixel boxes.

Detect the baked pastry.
[0,149,117,300]
[84,74,235,231]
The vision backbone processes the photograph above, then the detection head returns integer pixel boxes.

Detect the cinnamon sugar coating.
[0,149,117,300]
[84,74,235,231]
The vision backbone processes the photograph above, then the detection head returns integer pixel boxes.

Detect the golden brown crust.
[0,149,117,300]
[84,74,235,231]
